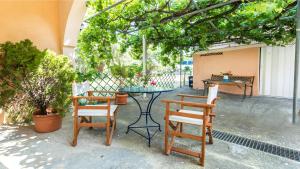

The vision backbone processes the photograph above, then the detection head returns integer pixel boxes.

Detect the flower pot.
[33,113,62,133]
[116,93,128,105]
[0,108,4,125]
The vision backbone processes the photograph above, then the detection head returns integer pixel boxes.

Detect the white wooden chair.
[162,85,218,166]
[176,85,219,144]
[71,91,119,146]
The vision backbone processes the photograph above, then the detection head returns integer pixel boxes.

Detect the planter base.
[33,114,62,133]
[116,94,128,105]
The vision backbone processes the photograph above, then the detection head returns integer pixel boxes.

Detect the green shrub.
[0,40,75,123]
[22,50,75,116]
[4,93,35,124]
[0,39,44,107]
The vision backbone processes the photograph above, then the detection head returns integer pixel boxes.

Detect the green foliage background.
[77,0,296,74]
[0,39,44,107]
[23,50,75,116]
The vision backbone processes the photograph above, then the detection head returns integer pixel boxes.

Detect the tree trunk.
[39,105,47,115]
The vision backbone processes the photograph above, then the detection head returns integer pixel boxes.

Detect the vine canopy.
[78,0,296,68]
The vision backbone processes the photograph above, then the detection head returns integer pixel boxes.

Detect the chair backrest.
[211,74,254,84]
[207,85,218,104]
[73,95,112,115]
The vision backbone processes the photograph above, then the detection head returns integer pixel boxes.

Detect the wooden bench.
[202,74,255,98]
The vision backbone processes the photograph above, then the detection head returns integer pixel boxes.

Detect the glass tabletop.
[119,86,174,93]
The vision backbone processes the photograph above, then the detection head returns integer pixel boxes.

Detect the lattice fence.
[151,73,176,89]
[87,72,177,92]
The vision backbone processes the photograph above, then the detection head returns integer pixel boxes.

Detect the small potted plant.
[110,64,129,105]
[220,71,232,82]
[22,51,75,132]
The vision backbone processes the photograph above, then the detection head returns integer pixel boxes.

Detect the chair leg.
[165,119,169,155]
[207,127,213,144]
[106,119,111,146]
[107,118,115,146]
[110,119,113,127]
[200,126,206,166]
[72,116,79,146]
[180,123,183,132]
[113,118,117,130]
[167,122,180,155]
[168,121,177,130]
[89,116,93,129]
[167,132,176,155]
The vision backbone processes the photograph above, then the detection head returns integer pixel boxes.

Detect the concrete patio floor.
[1,87,300,169]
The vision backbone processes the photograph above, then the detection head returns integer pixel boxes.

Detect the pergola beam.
[191,0,219,31]
[85,0,128,21]
[160,0,243,24]
[119,0,251,34]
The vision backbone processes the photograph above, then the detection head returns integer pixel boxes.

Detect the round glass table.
[119,86,174,147]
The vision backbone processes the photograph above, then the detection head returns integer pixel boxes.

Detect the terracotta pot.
[0,109,4,125]
[116,93,128,105]
[33,113,62,133]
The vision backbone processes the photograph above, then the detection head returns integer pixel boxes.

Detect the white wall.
[260,45,299,98]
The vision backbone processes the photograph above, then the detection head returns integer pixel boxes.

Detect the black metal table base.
[126,92,162,147]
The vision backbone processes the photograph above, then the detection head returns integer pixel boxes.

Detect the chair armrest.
[177,94,208,99]
[72,96,115,100]
[161,99,215,108]
[87,90,117,94]
[177,94,221,100]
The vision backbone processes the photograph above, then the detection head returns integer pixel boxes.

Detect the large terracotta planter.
[116,93,128,105]
[33,114,62,133]
[0,109,4,125]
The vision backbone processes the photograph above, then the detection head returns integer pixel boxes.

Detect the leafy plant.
[21,50,75,116]
[183,66,192,75]
[183,66,192,85]
[110,63,142,86]
[0,39,44,107]
[78,0,296,72]
[4,93,35,124]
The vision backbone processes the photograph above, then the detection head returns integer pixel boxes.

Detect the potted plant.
[0,40,75,132]
[220,71,232,82]
[110,64,129,105]
[22,50,75,132]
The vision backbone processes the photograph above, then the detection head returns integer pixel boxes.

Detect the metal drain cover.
[213,130,300,162]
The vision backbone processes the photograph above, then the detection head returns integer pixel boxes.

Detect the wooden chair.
[71,91,119,146]
[176,85,219,144]
[162,85,218,166]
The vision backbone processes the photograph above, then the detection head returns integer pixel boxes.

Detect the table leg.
[126,92,162,147]
[243,84,247,99]
[147,92,162,131]
[203,83,207,96]
[126,93,143,134]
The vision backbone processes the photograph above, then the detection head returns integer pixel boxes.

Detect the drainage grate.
[212,130,300,162]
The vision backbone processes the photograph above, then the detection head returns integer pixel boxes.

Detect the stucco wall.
[0,0,76,124]
[193,47,260,96]
[0,0,75,53]
[59,0,74,47]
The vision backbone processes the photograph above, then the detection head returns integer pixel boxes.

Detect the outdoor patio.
[1,87,300,169]
[0,1,300,169]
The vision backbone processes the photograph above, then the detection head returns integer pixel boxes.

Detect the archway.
[62,0,86,63]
